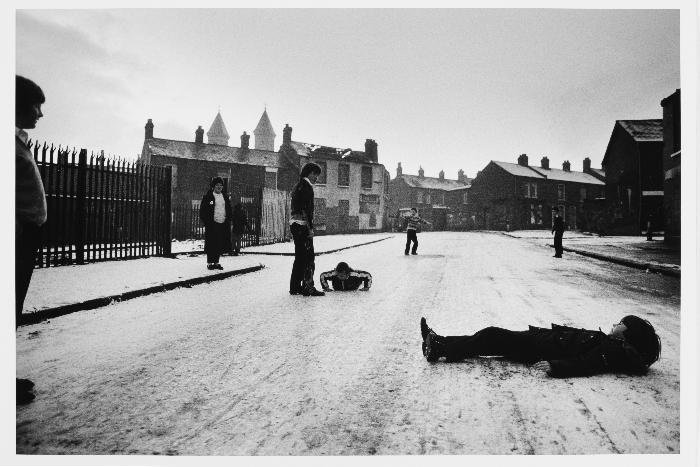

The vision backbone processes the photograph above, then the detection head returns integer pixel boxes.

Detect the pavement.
[20,230,680,326]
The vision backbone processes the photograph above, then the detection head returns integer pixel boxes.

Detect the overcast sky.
[15,7,679,180]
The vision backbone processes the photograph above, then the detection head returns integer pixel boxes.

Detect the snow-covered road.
[16,232,680,455]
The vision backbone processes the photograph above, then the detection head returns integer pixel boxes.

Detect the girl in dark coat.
[231,203,248,256]
[199,177,232,270]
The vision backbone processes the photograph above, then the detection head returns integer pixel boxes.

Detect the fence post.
[163,166,172,256]
[75,149,87,264]
[256,187,264,246]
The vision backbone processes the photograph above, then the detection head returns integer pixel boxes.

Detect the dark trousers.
[405,229,418,254]
[206,222,228,264]
[290,223,315,292]
[16,223,42,326]
[232,233,242,254]
[441,327,541,363]
[554,232,563,257]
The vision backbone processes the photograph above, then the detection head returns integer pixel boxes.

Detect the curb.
[173,236,394,257]
[549,245,680,278]
[18,264,265,327]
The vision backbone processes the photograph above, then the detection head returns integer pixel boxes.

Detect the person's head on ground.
[334,261,353,280]
[16,75,45,130]
[610,315,661,367]
[210,177,225,194]
[300,162,322,184]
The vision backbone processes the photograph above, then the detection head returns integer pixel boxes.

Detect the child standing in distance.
[199,177,232,270]
[404,208,431,255]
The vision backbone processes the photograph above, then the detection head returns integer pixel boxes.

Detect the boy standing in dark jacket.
[552,207,565,258]
[199,177,232,270]
[420,315,661,378]
[289,162,324,296]
[320,262,372,291]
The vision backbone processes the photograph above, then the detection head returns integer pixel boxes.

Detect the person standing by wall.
[199,177,232,270]
[231,203,248,256]
[289,162,324,296]
[404,207,431,255]
[552,207,565,258]
[15,75,47,404]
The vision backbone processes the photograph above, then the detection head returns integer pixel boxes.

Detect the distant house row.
[139,88,680,244]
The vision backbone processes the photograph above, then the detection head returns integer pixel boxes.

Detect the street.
[16,232,680,455]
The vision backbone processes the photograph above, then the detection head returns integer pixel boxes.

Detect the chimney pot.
[195,125,204,144]
[418,166,424,178]
[517,154,528,166]
[583,157,591,172]
[283,124,292,146]
[540,156,549,169]
[145,119,154,139]
[241,131,250,150]
[439,170,445,180]
[562,160,571,172]
[396,162,403,177]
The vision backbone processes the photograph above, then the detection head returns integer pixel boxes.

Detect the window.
[557,184,566,201]
[384,172,390,194]
[338,163,350,187]
[417,191,423,204]
[264,168,277,190]
[425,193,431,205]
[529,204,543,225]
[522,182,538,198]
[359,194,380,214]
[463,192,468,205]
[314,198,326,211]
[316,161,327,185]
[165,164,177,188]
[361,166,372,189]
[580,187,587,201]
[338,199,350,216]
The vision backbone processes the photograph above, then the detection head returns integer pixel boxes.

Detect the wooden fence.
[30,141,172,267]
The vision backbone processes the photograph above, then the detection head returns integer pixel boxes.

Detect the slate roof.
[399,174,470,191]
[617,119,663,142]
[493,161,604,185]
[207,112,229,138]
[254,110,276,137]
[290,141,380,165]
[144,138,283,168]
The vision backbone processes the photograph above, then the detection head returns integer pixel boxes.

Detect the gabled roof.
[529,166,605,185]
[254,109,276,137]
[144,138,282,168]
[492,161,604,185]
[398,174,470,191]
[290,141,379,165]
[617,120,663,142]
[492,161,545,178]
[207,112,229,138]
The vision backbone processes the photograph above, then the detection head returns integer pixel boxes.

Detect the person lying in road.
[320,262,372,291]
[420,315,660,378]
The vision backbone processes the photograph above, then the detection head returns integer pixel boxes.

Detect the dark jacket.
[528,324,649,377]
[552,216,565,234]
[320,270,372,291]
[290,178,315,230]
[231,207,248,235]
[199,190,232,226]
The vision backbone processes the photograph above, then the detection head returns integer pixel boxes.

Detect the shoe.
[207,264,216,270]
[289,289,303,295]
[16,389,35,405]
[420,317,432,341]
[404,251,409,255]
[214,263,224,270]
[302,288,325,297]
[424,331,441,362]
[553,255,562,258]
[16,378,34,392]
[411,252,418,255]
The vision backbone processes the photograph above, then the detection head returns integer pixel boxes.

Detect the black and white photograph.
[4,0,698,463]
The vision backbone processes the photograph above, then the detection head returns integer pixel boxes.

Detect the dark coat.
[231,207,248,235]
[552,216,565,234]
[199,190,232,253]
[528,324,649,377]
[290,178,315,230]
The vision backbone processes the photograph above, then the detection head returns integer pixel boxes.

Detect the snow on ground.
[16,232,680,455]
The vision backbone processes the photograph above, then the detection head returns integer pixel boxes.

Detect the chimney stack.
[364,139,378,162]
[439,170,445,180]
[283,124,292,146]
[396,162,403,178]
[583,157,591,173]
[517,154,528,166]
[195,126,204,144]
[145,119,154,139]
[418,166,425,178]
[562,160,571,172]
[540,156,549,169]
[241,131,250,150]
[458,169,465,183]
